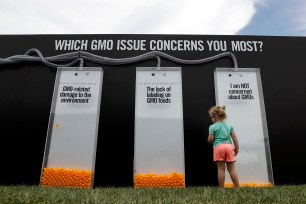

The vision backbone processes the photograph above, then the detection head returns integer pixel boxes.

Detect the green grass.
[0,185,305,204]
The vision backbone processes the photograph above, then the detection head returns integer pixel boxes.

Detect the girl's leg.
[226,162,240,188]
[216,162,226,188]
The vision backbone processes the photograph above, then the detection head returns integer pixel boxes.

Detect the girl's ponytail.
[209,105,227,120]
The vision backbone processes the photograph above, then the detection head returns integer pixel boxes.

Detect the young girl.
[208,106,240,188]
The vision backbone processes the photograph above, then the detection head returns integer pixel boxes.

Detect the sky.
[0,0,305,36]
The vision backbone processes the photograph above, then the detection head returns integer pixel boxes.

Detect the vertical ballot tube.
[134,67,185,188]
[214,68,273,188]
[41,67,103,188]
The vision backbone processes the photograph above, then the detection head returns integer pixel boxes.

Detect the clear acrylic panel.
[134,67,185,188]
[41,67,103,188]
[214,67,273,188]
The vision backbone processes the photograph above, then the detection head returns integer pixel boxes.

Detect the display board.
[1,35,306,187]
[134,67,185,188]
[41,67,103,188]
[214,68,273,187]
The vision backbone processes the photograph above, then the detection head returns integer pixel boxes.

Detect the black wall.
[0,34,305,187]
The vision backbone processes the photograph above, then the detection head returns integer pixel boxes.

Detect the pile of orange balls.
[224,182,273,188]
[134,172,184,188]
[41,168,92,188]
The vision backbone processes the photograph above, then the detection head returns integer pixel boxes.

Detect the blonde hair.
[208,105,227,120]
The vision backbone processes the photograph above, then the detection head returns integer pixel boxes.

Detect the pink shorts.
[214,143,236,163]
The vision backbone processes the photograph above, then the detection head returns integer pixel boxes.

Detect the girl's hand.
[234,148,239,156]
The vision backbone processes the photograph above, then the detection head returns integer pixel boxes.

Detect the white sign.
[214,68,273,185]
[134,67,185,175]
[43,67,103,171]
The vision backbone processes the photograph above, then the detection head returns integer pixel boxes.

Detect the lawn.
[0,185,305,204]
